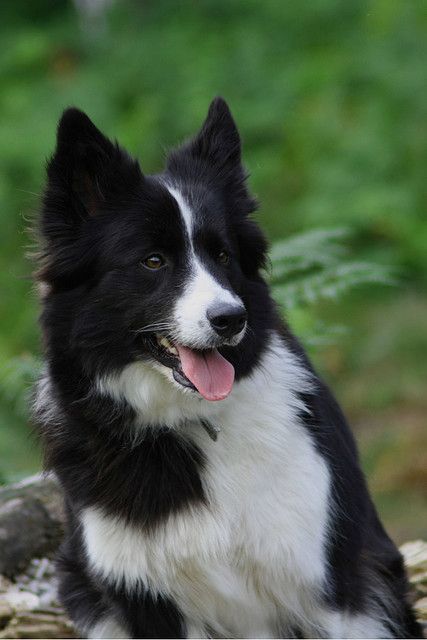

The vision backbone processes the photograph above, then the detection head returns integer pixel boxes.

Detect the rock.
[2,591,40,611]
[401,540,427,570]
[0,600,13,627]
[0,565,77,638]
[415,597,427,621]
[401,540,427,603]
[0,609,77,639]
[0,576,12,594]
[0,552,75,638]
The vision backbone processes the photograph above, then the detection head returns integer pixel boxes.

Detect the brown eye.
[218,250,230,265]
[142,254,165,270]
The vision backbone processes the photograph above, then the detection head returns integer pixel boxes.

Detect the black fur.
[34,98,421,638]
[45,425,206,530]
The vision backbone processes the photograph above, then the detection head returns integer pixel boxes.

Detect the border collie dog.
[34,98,420,639]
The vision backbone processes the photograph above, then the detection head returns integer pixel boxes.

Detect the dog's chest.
[82,365,331,637]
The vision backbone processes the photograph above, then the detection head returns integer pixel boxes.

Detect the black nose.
[207,303,247,339]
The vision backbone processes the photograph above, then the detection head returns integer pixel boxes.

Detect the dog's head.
[39,98,274,401]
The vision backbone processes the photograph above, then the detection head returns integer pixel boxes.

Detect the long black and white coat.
[34,98,421,639]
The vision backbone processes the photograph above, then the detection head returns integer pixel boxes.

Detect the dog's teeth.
[160,337,172,350]
[157,335,178,356]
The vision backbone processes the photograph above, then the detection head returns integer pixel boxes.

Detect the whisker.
[132,323,174,335]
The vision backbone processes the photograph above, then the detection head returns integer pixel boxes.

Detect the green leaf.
[272,261,396,310]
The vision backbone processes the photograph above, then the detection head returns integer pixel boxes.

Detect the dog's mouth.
[146,334,235,402]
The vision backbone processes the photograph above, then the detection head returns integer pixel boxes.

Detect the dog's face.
[39,98,273,401]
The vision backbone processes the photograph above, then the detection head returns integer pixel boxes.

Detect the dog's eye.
[218,250,230,265]
[141,254,165,270]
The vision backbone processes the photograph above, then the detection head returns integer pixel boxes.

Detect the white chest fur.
[84,334,332,637]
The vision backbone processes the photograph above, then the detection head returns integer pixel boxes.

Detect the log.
[0,475,64,577]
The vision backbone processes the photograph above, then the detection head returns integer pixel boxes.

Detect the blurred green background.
[0,0,426,543]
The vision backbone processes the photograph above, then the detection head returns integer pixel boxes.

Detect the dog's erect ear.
[51,108,116,217]
[39,109,142,287]
[45,108,142,220]
[191,97,242,169]
[167,97,245,182]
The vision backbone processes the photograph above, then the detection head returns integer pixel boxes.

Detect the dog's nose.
[207,303,247,339]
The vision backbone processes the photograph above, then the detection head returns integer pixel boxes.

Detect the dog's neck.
[94,332,313,438]
[95,358,230,430]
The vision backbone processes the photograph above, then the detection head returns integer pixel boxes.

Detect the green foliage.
[0,0,425,538]
[0,353,40,419]
[270,228,395,310]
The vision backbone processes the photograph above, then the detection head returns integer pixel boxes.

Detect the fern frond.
[270,227,350,280]
[272,261,396,309]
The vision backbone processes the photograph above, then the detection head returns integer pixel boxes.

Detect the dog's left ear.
[191,97,242,170]
[167,97,245,182]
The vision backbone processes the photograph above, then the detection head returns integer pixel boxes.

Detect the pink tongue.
[175,345,235,401]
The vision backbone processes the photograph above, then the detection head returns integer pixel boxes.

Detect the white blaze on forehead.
[165,185,243,348]
[167,186,194,238]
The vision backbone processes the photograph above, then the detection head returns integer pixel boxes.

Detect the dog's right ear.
[49,108,116,218]
[39,109,142,286]
[45,108,141,221]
